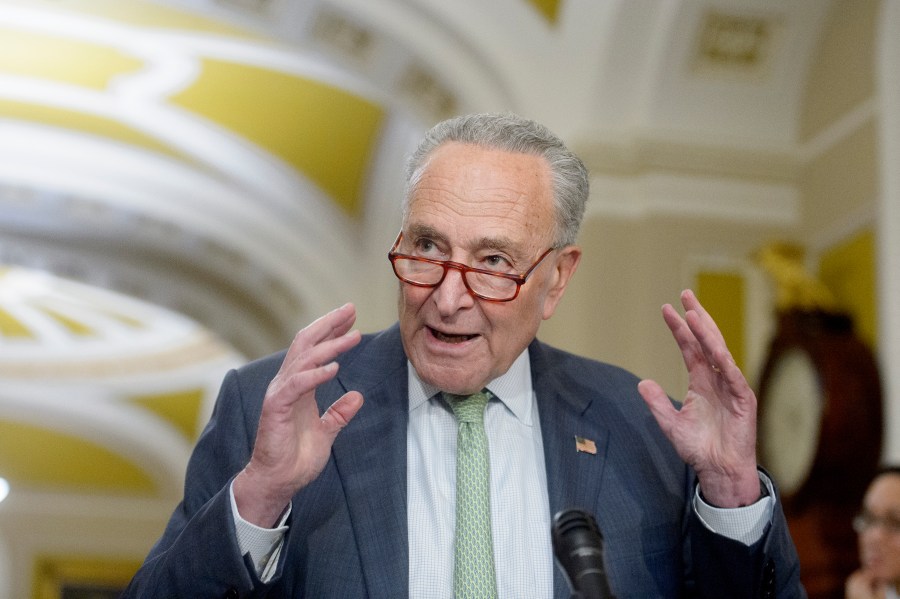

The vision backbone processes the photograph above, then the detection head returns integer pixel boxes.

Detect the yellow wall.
[818,229,878,348]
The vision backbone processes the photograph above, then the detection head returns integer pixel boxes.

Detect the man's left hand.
[638,289,761,508]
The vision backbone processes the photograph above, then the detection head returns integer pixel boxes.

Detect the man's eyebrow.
[406,224,446,242]
[474,236,516,252]
[404,226,527,258]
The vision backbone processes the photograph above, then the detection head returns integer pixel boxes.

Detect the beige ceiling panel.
[170,59,385,216]
[0,27,141,89]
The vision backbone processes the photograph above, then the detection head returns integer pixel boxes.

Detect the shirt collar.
[407,349,534,425]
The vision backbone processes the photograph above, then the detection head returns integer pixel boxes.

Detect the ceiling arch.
[0,0,425,359]
[0,265,243,499]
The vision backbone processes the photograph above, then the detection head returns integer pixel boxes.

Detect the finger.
[270,362,342,410]
[679,288,707,318]
[268,329,361,401]
[681,289,723,328]
[637,379,678,436]
[283,303,357,367]
[276,322,362,380]
[684,311,733,370]
[287,328,362,374]
[672,290,730,367]
[660,303,707,372]
[680,294,753,398]
[681,305,740,383]
[681,289,732,352]
[321,391,364,434]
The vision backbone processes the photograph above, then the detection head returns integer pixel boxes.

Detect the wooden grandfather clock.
[755,243,883,599]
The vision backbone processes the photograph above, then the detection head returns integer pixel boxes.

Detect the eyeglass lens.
[392,257,518,300]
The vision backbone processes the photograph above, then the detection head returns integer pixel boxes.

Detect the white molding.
[797,97,879,165]
[586,171,799,224]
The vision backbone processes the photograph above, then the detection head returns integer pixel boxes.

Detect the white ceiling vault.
[0,0,835,354]
[0,0,853,594]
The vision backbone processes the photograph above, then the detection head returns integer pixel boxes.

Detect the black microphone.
[551,509,615,599]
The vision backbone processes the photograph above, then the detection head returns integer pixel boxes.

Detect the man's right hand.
[233,303,364,527]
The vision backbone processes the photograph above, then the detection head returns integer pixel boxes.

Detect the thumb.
[321,391,364,434]
[638,379,677,434]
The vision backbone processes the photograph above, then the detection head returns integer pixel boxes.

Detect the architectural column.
[877,0,900,460]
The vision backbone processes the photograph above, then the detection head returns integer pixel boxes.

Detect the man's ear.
[542,245,582,320]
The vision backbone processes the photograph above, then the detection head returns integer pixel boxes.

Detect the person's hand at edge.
[233,303,364,527]
[637,289,760,508]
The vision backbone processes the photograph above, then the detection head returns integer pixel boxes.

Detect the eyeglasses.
[387,232,555,302]
[852,511,900,534]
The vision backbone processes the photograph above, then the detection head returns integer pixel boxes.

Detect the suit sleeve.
[121,367,280,598]
[686,481,806,599]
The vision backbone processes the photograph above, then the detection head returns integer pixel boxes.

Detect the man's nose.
[433,266,475,313]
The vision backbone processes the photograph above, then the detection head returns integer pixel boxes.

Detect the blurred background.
[0,0,897,597]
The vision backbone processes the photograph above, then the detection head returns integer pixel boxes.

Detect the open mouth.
[429,327,478,344]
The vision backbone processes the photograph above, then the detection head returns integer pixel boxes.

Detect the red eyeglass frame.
[387,231,555,302]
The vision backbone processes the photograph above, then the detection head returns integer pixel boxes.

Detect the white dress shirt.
[407,349,553,598]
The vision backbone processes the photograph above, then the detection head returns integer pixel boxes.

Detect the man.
[123,113,804,598]
[847,467,900,599]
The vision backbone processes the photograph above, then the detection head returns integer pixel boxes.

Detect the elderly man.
[124,113,804,598]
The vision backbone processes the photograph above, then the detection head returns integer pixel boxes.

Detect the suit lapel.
[530,341,611,598]
[329,326,410,599]
[325,333,615,598]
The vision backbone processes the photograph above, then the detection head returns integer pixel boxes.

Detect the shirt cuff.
[692,472,775,546]
[229,480,290,581]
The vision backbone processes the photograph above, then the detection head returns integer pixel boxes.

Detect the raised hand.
[637,289,761,508]
[233,303,364,527]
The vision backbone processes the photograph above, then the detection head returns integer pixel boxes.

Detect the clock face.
[760,348,824,497]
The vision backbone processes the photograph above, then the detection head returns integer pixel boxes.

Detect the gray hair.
[403,113,589,247]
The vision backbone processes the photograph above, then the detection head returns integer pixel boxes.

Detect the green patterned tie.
[444,390,498,599]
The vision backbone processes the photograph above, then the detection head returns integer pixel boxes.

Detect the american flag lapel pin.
[574,435,597,455]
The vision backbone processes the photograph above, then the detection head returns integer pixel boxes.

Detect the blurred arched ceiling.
[0,0,838,559]
[0,0,835,353]
[0,265,242,500]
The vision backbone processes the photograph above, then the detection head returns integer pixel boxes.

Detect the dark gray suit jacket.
[123,324,805,598]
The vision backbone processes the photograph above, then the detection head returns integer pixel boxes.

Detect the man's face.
[858,474,900,585]
[397,141,581,395]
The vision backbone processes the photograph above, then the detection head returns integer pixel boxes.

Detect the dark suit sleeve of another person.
[120,351,287,598]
